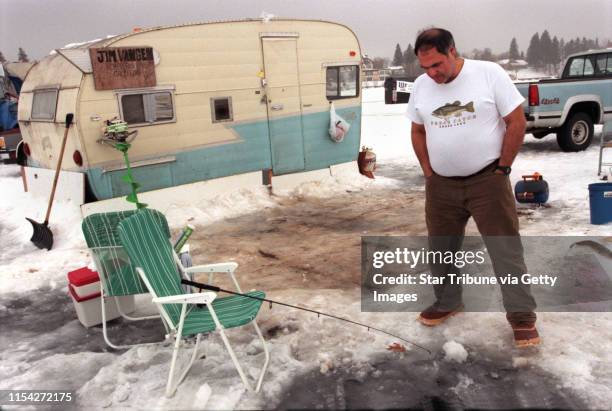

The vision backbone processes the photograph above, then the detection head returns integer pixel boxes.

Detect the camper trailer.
[18,19,363,210]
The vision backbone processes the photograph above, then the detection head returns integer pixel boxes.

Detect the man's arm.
[497,105,526,173]
[411,122,434,178]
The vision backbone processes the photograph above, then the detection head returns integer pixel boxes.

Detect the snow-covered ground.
[1,87,611,410]
[512,67,556,81]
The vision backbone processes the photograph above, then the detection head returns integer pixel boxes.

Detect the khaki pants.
[425,164,537,324]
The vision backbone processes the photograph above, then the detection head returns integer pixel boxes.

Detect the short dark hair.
[414,28,455,55]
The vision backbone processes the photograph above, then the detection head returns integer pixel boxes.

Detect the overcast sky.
[1,0,610,61]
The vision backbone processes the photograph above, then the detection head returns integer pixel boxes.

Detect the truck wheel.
[557,112,593,152]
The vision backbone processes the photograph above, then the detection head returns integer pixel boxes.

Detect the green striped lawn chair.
[117,209,269,397]
[81,209,172,349]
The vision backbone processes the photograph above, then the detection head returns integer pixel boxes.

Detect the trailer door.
[262,37,305,174]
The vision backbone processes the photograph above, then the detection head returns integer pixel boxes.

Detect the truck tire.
[556,112,593,152]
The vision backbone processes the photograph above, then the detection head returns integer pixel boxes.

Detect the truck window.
[326,65,359,100]
[583,57,595,76]
[31,89,58,121]
[566,57,585,77]
[119,91,175,125]
[607,54,612,75]
[595,55,607,75]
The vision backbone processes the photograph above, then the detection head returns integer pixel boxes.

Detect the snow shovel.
[26,113,74,250]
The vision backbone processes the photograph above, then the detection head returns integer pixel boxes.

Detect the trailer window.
[211,97,233,123]
[326,65,359,100]
[31,89,58,121]
[120,91,175,125]
[326,69,338,97]
[606,54,612,75]
[122,94,146,123]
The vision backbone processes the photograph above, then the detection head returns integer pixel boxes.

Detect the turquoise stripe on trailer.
[86,106,361,200]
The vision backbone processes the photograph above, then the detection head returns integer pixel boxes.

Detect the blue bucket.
[588,183,612,224]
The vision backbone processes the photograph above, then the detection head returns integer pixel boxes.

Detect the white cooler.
[67,267,135,328]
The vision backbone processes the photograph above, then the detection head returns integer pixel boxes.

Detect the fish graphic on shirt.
[432,101,475,121]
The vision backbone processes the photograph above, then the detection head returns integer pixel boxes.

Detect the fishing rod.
[180,278,431,355]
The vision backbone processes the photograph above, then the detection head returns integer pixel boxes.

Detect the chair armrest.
[184,262,238,274]
[152,292,216,305]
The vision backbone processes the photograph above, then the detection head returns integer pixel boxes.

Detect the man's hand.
[499,105,526,170]
[411,122,434,177]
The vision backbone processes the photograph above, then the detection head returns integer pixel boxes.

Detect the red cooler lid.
[68,284,101,302]
[67,267,99,286]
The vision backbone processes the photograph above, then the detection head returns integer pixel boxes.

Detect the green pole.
[115,142,147,210]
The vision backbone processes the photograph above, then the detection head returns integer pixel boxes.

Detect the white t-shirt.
[406,59,524,177]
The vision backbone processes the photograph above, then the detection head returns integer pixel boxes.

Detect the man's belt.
[443,159,499,180]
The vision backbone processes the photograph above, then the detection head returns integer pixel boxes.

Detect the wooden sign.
[89,47,156,90]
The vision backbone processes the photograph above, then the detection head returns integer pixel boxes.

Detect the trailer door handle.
[271,104,283,111]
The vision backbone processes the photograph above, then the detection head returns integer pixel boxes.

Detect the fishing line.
[181,279,431,355]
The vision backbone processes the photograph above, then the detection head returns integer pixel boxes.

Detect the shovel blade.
[26,218,54,250]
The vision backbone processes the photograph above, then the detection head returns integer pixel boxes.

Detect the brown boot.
[511,321,541,347]
[417,303,464,327]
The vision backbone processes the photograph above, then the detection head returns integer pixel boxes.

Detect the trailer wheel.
[16,141,27,166]
[556,112,593,152]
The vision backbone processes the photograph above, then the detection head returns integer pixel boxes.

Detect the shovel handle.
[44,113,73,224]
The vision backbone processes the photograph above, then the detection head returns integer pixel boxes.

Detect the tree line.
[0,48,31,64]
[525,31,604,70]
[385,32,610,77]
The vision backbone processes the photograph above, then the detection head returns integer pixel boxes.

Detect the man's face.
[417,46,457,84]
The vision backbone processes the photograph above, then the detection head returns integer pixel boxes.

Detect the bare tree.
[17,47,30,62]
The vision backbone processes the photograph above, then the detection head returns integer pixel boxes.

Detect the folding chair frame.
[90,246,168,350]
[136,259,270,397]
[598,120,612,176]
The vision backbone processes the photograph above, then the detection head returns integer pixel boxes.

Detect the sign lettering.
[90,47,156,90]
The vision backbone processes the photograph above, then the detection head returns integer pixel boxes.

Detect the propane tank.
[515,172,549,204]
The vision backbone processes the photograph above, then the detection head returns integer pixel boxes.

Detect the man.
[406,28,539,347]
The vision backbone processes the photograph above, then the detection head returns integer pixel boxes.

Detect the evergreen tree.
[392,43,403,66]
[540,30,553,67]
[480,48,494,61]
[509,38,520,61]
[526,33,540,67]
[0,51,6,63]
[403,43,419,76]
[565,39,575,56]
[551,36,561,66]
[17,47,29,62]
[404,43,416,65]
[520,51,525,60]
